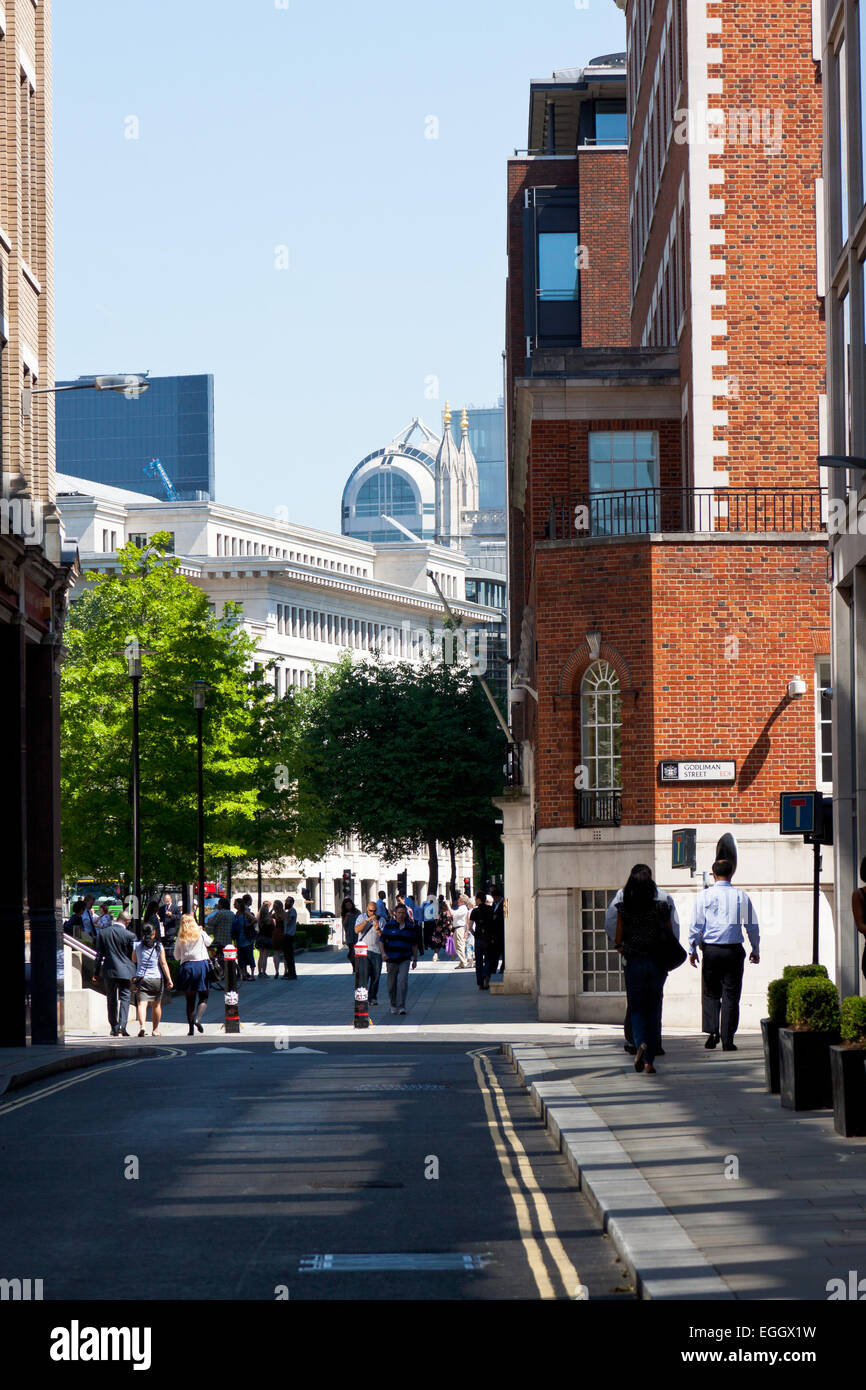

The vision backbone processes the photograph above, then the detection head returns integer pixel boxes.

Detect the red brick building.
[499,27,832,1024]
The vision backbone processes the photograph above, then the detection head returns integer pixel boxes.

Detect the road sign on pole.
[779,791,820,836]
[672,828,697,872]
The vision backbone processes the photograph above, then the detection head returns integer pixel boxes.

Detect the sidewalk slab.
[504,1035,866,1301]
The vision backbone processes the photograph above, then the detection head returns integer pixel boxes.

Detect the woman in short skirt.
[173,913,213,1036]
[133,921,174,1036]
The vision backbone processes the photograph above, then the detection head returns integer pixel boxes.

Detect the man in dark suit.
[93,915,137,1037]
[491,886,505,975]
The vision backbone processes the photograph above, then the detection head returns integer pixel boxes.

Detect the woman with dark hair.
[271,899,286,977]
[132,921,173,1036]
[341,897,358,964]
[852,857,866,982]
[615,867,675,1075]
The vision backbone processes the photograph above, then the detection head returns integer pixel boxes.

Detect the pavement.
[505,1033,866,1301]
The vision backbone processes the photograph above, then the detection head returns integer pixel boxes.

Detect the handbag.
[445,934,455,958]
[654,920,687,973]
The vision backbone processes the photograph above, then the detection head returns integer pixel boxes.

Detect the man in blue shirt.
[689,858,760,1051]
[375,891,389,923]
[380,904,420,1015]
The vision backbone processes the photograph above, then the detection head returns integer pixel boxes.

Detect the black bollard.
[223,944,241,1034]
[353,942,370,1029]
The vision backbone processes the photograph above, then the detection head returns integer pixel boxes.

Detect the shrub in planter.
[779,977,841,1111]
[293,930,308,952]
[840,995,866,1047]
[831,997,866,1137]
[307,924,330,947]
[781,963,829,981]
[761,980,788,1094]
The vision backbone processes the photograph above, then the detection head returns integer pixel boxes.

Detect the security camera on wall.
[787,678,807,699]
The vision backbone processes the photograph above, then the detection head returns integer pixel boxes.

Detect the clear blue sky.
[53,0,624,529]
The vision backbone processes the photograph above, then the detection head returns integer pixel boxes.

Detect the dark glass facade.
[449,404,505,509]
[55,374,215,501]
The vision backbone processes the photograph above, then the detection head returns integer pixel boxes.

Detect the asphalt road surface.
[0,1043,633,1302]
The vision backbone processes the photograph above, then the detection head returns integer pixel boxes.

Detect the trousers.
[701,943,746,1044]
[623,955,666,1064]
[105,976,132,1033]
[386,958,411,1010]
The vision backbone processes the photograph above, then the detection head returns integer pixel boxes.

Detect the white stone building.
[56,474,500,910]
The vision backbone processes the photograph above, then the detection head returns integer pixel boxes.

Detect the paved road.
[0,1042,633,1302]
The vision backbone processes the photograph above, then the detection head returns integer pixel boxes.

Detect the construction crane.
[142,457,180,502]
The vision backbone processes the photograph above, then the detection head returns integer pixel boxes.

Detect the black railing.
[545,488,828,540]
[576,790,622,827]
[504,743,523,788]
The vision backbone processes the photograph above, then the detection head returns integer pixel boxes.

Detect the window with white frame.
[580,661,622,791]
[580,889,624,993]
[815,657,832,791]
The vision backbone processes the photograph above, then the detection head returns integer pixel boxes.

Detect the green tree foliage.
[60,534,305,892]
[295,655,505,891]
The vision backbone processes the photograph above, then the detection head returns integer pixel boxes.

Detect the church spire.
[457,405,479,515]
[434,399,461,545]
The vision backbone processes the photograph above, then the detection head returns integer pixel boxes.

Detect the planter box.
[760,1017,781,1094]
[779,1028,837,1111]
[830,1046,866,1137]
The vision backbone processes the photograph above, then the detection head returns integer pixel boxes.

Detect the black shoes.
[656,1047,666,1056]
[705,1033,720,1049]
[722,1042,737,1051]
[634,1043,647,1072]
[120,1029,130,1037]
[195,1021,204,1033]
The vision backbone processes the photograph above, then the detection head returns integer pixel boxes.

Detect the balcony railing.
[576,790,622,827]
[544,488,828,540]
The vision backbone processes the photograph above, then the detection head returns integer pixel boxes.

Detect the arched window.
[355,472,418,518]
[580,660,622,791]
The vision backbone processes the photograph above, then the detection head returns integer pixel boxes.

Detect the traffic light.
[463,877,471,897]
[397,870,407,896]
[342,868,352,899]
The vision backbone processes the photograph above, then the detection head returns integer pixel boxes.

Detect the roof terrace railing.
[544,488,828,540]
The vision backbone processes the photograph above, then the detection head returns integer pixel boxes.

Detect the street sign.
[659,760,736,783]
[672,828,697,871]
[779,791,821,836]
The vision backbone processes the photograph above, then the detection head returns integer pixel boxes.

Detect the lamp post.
[193,681,207,926]
[125,638,143,932]
[22,372,150,417]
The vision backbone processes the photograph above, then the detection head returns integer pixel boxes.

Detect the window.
[581,890,624,993]
[588,431,660,533]
[815,658,832,791]
[580,661,622,792]
[110,531,117,550]
[129,533,147,549]
[216,534,222,556]
[837,38,850,247]
[538,233,579,302]
[102,529,108,551]
[593,100,627,146]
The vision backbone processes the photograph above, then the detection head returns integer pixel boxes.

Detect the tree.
[294,654,505,892]
[60,534,304,895]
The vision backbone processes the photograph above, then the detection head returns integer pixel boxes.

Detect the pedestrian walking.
[469,893,497,989]
[132,922,173,1036]
[375,890,389,923]
[688,858,760,1051]
[95,901,114,933]
[232,897,257,981]
[380,904,419,1015]
[281,897,299,980]
[451,894,470,968]
[355,901,383,1005]
[63,899,86,941]
[614,866,678,1075]
[80,894,98,945]
[206,895,234,951]
[404,892,418,926]
[93,912,137,1037]
[431,896,452,961]
[852,856,866,983]
[158,893,180,944]
[605,866,681,1056]
[255,900,275,977]
[421,894,438,953]
[490,886,505,976]
[341,896,358,963]
[173,913,213,1036]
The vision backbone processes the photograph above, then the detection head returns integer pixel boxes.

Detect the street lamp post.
[125,639,143,933]
[193,681,207,927]
[21,373,150,417]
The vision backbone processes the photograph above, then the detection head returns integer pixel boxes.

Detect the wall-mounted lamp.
[787,677,807,699]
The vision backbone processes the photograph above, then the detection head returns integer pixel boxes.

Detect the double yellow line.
[0,1047,185,1115]
[468,1046,584,1300]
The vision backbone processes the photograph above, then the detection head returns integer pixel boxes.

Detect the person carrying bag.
[615,867,679,1075]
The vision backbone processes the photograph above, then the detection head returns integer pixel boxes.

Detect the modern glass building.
[55,373,215,501]
[448,402,505,509]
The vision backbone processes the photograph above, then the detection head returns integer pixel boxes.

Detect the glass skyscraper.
[55,373,215,501]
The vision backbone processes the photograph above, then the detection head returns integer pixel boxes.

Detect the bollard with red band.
[353,941,370,1029]
[222,943,241,1033]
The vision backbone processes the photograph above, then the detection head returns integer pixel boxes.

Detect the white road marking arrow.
[197,1047,254,1054]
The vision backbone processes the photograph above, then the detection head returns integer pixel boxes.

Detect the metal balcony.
[544,488,828,540]
[576,790,622,827]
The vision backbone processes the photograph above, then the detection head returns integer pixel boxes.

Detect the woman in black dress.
[615,867,675,1075]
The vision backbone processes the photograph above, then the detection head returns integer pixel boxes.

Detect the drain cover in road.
[299,1253,491,1272]
[353,1082,446,1091]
